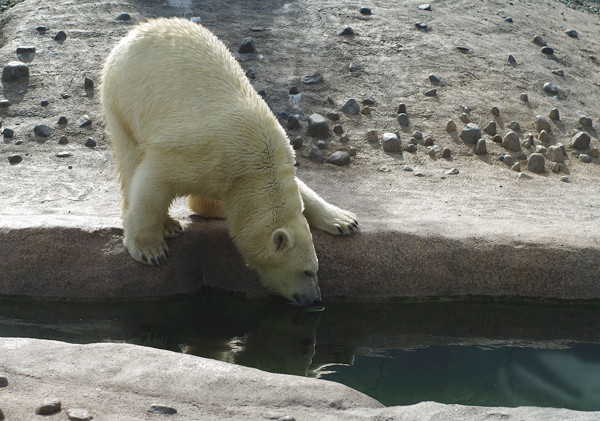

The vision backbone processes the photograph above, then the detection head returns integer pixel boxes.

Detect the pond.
[1,290,600,411]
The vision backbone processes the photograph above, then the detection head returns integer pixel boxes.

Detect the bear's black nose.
[311,298,323,306]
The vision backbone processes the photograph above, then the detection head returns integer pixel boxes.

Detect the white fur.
[100,18,357,305]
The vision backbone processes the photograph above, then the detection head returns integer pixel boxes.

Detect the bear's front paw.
[315,205,359,236]
[125,238,169,265]
[163,216,183,239]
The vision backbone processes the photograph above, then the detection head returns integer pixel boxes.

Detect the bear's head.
[241,214,321,307]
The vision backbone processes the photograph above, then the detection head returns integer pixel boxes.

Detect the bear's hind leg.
[163,215,183,239]
[188,195,226,219]
[296,178,358,235]
[123,164,174,265]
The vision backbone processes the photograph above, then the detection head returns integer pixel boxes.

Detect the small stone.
[483,121,497,136]
[339,134,350,143]
[423,88,437,97]
[474,138,487,155]
[442,148,451,159]
[460,123,482,144]
[571,132,591,150]
[403,166,413,171]
[333,124,343,135]
[527,153,545,173]
[445,120,457,132]
[56,152,71,158]
[316,140,327,149]
[287,115,300,130]
[245,68,255,79]
[378,166,390,172]
[360,106,371,115]
[552,69,564,76]
[396,103,406,114]
[301,73,324,84]
[85,137,96,148]
[414,172,426,177]
[382,132,401,152]
[536,145,547,153]
[289,86,299,95]
[428,145,442,157]
[504,17,514,23]
[36,26,48,34]
[3,128,14,138]
[77,115,92,127]
[508,54,517,65]
[308,113,329,139]
[492,135,502,143]
[491,106,500,116]
[59,136,69,145]
[533,35,547,46]
[538,130,550,143]
[579,116,593,128]
[326,151,350,166]
[66,408,93,421]
[61,93,71,99]
[547,145,564,163]
[543,82,558,95]
[362,98,376,106]
[0,99,9,107]
[534,115,552,133]
[348,147,357,157]
[445,168,459,175]
[53,31,67,42]
[511,162,521,172]
[116,13,131,21]
[290,136,302,150]
[409,137,419,145]
[238,38,256,54]
[0,377,6,387]
[428,74,440,83]
[579,154,591,163]
[423,137,434,147]
[8,154,22,164]
[565,29,578,38]
[460,113,470,123]
[541,46,554,55]
[502,131,521,151]
[508,121,521,131]
[148,404,177,415]
[2,61,29,82]
[40,100,49,107]
[257,90,266,97]
[36,398,61,415]
[327,112,340,121]
[308,146,324,161]
[589,148,600,158]
[549,108,560,120]
[419,3,432,10]
[359,7,372,15]
[411,131,422,141]
[276,416,296,421]
[348,63,358,72]
[34,124,52,138]
[518,172,533,179]
[456,46,470,53]
[58,116,68,125]
[338,26,356,36]
[341,98,360,115]
[397,113,409,126]
[16,46,36,63]
[551,162,561,173]
[0,408,4,421]
[520,93,529,102]
[415,22,428,30]
[405,144,417,153]
[561,176,571,183]
[501,155,515,166]
[366,130,378,142]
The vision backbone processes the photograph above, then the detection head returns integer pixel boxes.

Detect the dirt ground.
[1,0,599,248]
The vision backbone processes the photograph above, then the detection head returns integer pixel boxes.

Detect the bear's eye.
[304,270,315,278]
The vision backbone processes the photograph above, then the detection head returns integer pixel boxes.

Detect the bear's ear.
[271,228,294,254]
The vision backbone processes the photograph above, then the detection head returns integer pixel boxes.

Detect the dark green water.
[1,291,600,410]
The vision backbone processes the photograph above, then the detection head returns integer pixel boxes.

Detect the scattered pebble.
[245,68,255,79]
[316,140,327,149]
[445,120,457,132]
[77,115,92,127]
[456,46,470,53]
[561,176,571,183]
[541,46,554,55]
[460,113,470,123]
[571,131,591,150]
[66,408,93,421]
[549,108,560,120]
[348,63,358,72]
[414,171,426,177]
[378,166,390,172]
[308,146,323,161]
[290,136,302,150]
[3,128,14,138]
[360,106,371,115]
[289,86,299,95]
[2,61,29,82]
[403,166,413,171]
[116,13,131,21]
[84,137,96,148]
[362,98,376,106]
[56,152,71,158]
[579,115,593,128]
[405,144,417,153]
[287,115,300,130]
[40,100,49,106]
[543,82,558,95]
[148,404,177,415]
[326,151,350,166]
[6,155,20,164]
[533,35,547,46]
[396,103,407,114]
[276,416,296,421]
[428,74,440,83]
[53,31,67,42]
[520,92,528,102]
[16,46,35,63]
[59,136,69,145]
[565,29,578,38]
[34,124,52,138]
[0,377,6,387]
[534,115,552,133]
[552,69,564,76]
[58,116,68,125]
[0,100,10,107]
[238,38,256,54]
[504,17,514,23]
[508,54,516,65]
[327,111,340,121]
[492,135,502,143]
[418,4,432,11]
[301,73,324,84]
[359,7,372,15]
[474,138,487,155]
[518,172,533,180]
[442,148,452,159]
[511,162,521,172]
[415,22,428,30]
[483,121,497,136]
[423,88,437,97]
[546,145,564,163]
[491,106,500,116]
[538,130,550,143]
[579,154,591,163]
[333,124,343,135]
[35,26,47,34]
[341,98,360,115]
[502,131,521,151]
[348,147,357,157]
[590,148,600,158]
[340,134,350,143]
[308,113,329,138]
[508,121,520,131]
[528,153,545,173]
[445,168,459,175]
[366,129,378,142]
[459,123,481,144]
[397,113,409,126]
[501,154,515,166]
[36,398,61,415]
[0,408,4,421]
[382,132,401,153]
[338,26,356,36]
[428,145,442,157]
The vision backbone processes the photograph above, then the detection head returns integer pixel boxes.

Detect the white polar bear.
[100,18,357,306]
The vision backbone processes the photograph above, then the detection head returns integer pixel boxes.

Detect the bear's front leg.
[296,178,358,235]
[123,167,172,265]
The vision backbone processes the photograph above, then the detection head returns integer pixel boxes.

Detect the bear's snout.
[293,294,323,308]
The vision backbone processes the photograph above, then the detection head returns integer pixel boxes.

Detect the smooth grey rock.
[341,98,360,115]
[287,115,300,130]
[66,408,93,420]
[326,151,351,166]
[415,22,428,30]
[382,132,401,153]
[54,30,67,41]
[543,82,558,95]
[16,46,35,62]
[148,404,177,415]
[2,61,29,82]
[483,121,497,136]
[538,130,550,143]
[85,138,96,148]
[56,152,71,158]
[419,4,432,11]
[445,168,459,175]
[316,140,327,149]
[0,99,10,107]
[508,54,516,64]
[508,121,521,131]
[571,132,591,150]
[442,148,452,159]
[0,377,6,387]
[534,115,552,133]
[333,124,343,135]
[59,136,69,145]
[549,108,560,120]
[397,113,409,126]
[338,26,355,36]
[445,120,457,132]
[308,146,323,161]
[362,98,376,106]
[238,38,256,54]
[501,154,515,166]
[561,176,571,183]
[34,124,52,138]
[290,136,302,150]
[428,74,440,83]
[518,172,533,179]
[301,73,324,84]
[77,115,92,128]
[520,92,529,102]
[460,123,481,144]
[428,145,442,157]
[579,116,593,128]
[403,166,413,171]
[327,112,340,121]
[474,139,487,155]
[502,131,521,151]
[533,35,547,46]
[339,134,350,143]
[541,46,554,55]
[413,131,423,141]
[366,130,378,143]
[359,7,372,15]
[3,128,14,138]
[579,154,591,163]
[405,144,417,153]
[491,106,500,116]
[245,68,255,79]
[116,13,131,21]
[36,398,61,415]
[566,29,578,38]
[552,69,564,76]
[423,88,437,97]
[58,116,68,125]
[527,153,545,173]
[308,113,329,139]
[396,103,406,114]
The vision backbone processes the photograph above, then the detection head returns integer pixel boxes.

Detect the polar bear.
[100,18,357,306]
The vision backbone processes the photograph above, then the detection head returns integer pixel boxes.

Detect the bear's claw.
[163,216,183,239]
[126,239,169,266]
